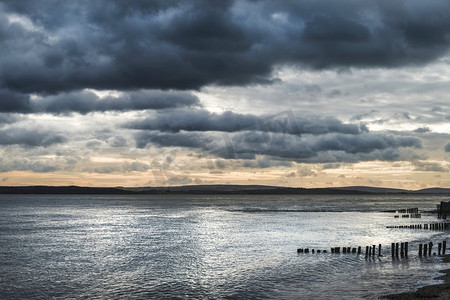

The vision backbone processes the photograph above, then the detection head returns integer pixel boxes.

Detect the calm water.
[0,194,449,299]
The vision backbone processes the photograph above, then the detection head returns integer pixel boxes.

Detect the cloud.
[445,143,450,152]
[412,161,449,172]
[413,126,431,133]
[0,158,57,173]
[166,176,192,185]
[135,129,421,163]
[0,89,31,113]
[126,109,366,135]
[31,90,200,114]
[0,90,200,114]
[1,1,450,93]
[0,127,66,146]
[82,162,150,174]
[0,113,21,125]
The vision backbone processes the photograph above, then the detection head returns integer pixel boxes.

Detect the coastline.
[384,255,450,299]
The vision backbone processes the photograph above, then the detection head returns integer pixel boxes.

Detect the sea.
[0,194,449,299]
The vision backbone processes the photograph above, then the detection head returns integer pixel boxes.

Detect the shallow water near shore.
[0,194,449,299]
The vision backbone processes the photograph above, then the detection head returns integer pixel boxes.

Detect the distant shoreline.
[0,185,450,195]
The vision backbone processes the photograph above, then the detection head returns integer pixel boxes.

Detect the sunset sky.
[0,0,449,189]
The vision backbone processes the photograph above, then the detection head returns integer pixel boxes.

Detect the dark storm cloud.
[135,130,421,163]
[126,110,366,135]
[32,90,200,114]
[0,89,31,113]
[0,128,66,146]
[0,89,199,114]
[1,0,450,93]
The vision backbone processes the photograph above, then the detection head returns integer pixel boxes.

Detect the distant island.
[0,185,450,195]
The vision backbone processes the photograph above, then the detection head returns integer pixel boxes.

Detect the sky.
[0,0,449,189]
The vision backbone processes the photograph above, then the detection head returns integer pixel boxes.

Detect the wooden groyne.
[437,201,450,219]
[297,240,447,258]
[392,207,421,218]
[386,222,450,230]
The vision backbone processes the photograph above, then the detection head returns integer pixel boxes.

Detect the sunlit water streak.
[0,194,449,299]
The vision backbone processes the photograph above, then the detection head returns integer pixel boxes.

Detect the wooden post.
[424,244,428,256]
[347,247,351,253]
[312,249,315,254]
[444,241,447,255]
[331,248,335,253]
[438,243,442,255]
[395,243,399,257]
[378,244,382,256]
[405,242,408,257]
[419,243,422,256]
[343,247,347,253]
[358,246,361,254]
[391,243,395,257]
[352,248,356,253]
[372,245,376,256]
[400,242,404,257]
[317,250,321,253]
[366,246,369,257]
[429,242,433,256]
[305,248,309,253]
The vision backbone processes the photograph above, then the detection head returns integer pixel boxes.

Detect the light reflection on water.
[0,194,449,299]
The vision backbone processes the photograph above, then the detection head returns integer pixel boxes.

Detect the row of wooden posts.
[417,241,447,256]
[394,214,421,218]
[297,240,447,257]
[386,222,450,230]
[397,208,419,214]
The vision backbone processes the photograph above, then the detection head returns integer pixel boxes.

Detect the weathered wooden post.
[444,241,447,255]
[391,243,395,257]
[335,247,340,253]
[347,247,351,253]
[400,243,404,257]
[438,243,442,255]
[419,243,423,256]
[378,244,382,256]
[352,248,356,253]
[343,247,347,253]
[358,246,361,254]
[372,245,376,256]
[312,249,315,254]
[424,244,428,256]
[395,243,399,257]
[317,250,321,253]
[366,246,369,257]
[428,242,433,256]
[405,242,408,257]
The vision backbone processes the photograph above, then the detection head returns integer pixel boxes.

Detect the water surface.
[0,194,449,299]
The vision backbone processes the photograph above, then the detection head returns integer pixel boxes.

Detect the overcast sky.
[0,0,449,189]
